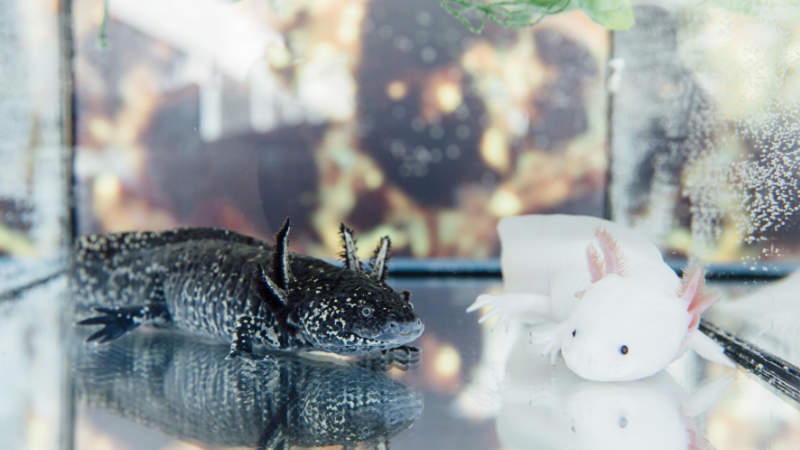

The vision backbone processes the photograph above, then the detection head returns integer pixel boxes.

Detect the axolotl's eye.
[361,306,374,318]
[619,344,629,355]
[571,329,576,338]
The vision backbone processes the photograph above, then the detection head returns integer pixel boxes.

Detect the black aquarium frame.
[386,258,798,280]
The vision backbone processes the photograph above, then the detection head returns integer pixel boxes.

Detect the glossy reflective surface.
[65,277,800,450]
[74,330,423,449]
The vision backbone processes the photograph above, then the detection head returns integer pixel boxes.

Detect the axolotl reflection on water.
[75,331,423,449]
[74,218,424,366]
[469,214,732,381]
[493,345,732,450]
[455,314,733,450]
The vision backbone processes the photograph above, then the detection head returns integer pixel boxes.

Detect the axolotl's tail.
[706,270,800,364]
[679,265,735,368]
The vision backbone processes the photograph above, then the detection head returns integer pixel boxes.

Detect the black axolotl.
[74,219,424,363]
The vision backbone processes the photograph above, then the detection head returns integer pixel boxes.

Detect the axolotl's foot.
[529,321,570,365]
[77,304,169,343]
[467,293,551,329]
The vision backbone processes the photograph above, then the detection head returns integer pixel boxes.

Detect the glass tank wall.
[1,0,800,449]
[0,0,72,449]
[72,0,609,258]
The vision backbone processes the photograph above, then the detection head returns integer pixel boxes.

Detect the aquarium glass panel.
[0,0,71,448]
[72,0,609,258]
[610,2,800,269]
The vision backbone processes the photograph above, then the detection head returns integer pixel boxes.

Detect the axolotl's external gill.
[73,219,424,363]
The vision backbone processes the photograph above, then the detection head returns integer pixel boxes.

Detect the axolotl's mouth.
[354,318,425,345]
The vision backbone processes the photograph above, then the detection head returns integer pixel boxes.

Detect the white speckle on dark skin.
[74,227,423,356]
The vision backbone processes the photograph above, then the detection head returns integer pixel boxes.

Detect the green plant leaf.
[441,0,635,32]
[577,0,634,30]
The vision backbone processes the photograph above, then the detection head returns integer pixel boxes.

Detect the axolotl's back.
[498,215,677,306]
[73,228,267,310]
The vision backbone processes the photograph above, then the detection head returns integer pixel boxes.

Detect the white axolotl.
[468,214,732,382]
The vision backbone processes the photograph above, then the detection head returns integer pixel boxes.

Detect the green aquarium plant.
[97,0,111,50]
[441,0,634,33]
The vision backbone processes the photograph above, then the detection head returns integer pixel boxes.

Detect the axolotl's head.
[560,275,689,382]
[290,266,424,355]
[265,223,423,356]
[557,227,714,382]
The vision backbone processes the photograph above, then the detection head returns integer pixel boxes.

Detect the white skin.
[533,229,720,382]
[467,214,728,384]
[559,275,691,382]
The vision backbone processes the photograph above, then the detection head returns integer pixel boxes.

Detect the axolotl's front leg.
[224,221,425,366]
[467,292,553,328]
